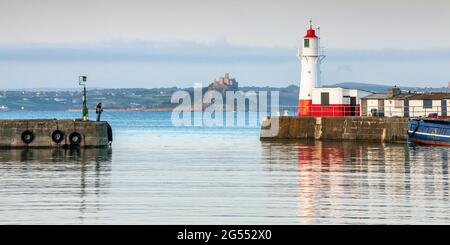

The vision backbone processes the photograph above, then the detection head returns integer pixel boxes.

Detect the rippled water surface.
[0,112,449,224]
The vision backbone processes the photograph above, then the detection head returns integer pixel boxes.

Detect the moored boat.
[408,118,450,146]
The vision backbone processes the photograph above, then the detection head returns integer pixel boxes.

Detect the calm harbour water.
[0,111,449,224]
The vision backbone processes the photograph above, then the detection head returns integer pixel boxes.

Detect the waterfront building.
[310,87,372,116]
[361,88,450,117]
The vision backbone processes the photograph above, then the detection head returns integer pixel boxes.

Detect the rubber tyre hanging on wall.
[69,132,82,146]
[21,130,34,144]
[106,122,113,143]
[51,130,65,144]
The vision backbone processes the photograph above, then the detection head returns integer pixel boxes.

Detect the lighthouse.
[298,20,324,116]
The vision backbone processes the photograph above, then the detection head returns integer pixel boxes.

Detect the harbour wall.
[0,119,110,148]
[260,116,409,143]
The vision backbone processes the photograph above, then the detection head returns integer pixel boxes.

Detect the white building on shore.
[361,87,450,117]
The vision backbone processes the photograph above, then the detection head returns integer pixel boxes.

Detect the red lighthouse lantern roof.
[304,20,318,38]
[304,28,317,38]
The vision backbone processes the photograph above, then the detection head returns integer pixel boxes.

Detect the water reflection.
[261,140,450,224]
[0,147,112,163]
[0,148,112,224]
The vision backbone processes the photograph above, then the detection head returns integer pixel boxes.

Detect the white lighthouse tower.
[298,20,324,116]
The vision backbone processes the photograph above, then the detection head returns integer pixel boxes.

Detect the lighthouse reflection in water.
[262,140,450,224]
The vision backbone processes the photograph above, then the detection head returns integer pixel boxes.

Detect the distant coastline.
[2,82,450,112]
[67,108,174,112]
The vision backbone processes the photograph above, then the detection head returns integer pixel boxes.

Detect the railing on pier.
[277,105,450,118]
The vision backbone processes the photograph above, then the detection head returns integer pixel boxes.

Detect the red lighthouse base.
[297,100,312,116]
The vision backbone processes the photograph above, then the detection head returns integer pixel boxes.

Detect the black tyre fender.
[69,132,82,146]
[21,130,34,144]
[106,122,113,143]
[51,130,65,144]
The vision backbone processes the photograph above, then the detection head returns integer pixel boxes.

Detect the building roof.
[362,92,450,100]
[408,93,450,100]
[361,93,388,99]
[390,93,415,99]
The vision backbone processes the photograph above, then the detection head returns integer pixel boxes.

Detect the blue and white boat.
[408,119,450,146]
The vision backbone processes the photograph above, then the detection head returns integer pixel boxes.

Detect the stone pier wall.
[260,116,409,143]
[0,119,110,148]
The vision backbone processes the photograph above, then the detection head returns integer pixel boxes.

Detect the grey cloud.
[0,42,449,63]
[0,42,293,63]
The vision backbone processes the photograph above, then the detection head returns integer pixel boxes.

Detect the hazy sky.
[0,0,449,88]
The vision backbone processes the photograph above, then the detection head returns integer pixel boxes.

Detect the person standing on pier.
[96,102,103,122]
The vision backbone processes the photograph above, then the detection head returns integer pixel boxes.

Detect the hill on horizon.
[4,81,449,93]
[1,82,450,111]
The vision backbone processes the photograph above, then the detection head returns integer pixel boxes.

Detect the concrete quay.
[0,119,111,148]
[260,116,409,143]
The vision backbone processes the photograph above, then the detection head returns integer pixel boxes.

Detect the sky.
[0,0,449,89]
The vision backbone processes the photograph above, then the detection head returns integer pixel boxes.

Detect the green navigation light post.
[79,76,88,121]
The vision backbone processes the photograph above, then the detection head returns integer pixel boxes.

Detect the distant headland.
[1,81,449,112]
